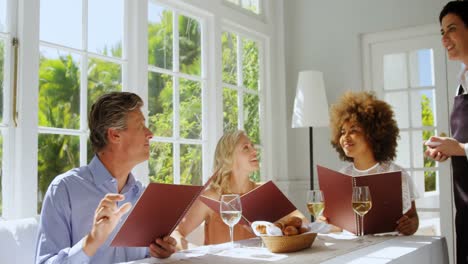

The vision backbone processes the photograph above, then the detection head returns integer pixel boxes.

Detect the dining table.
[121,232,449,264]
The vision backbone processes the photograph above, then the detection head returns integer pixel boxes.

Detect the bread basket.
[261,232,317,253]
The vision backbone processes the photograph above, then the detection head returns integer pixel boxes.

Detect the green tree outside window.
[148,9,203,185]
[37,46,122,212]
[421,94,436,192]
[222,31,262,182]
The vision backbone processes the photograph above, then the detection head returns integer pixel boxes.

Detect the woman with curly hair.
[329,91,419,235]
[173,130,260,249]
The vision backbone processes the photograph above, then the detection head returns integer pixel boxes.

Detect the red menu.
[111,182,206,247]
[317,165,402,235]
[199,180,297,225]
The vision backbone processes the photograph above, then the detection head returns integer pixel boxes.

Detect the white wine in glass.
[220,194,242,247]
[352,186,372,236]
[306,190,325,220]
[352,201,372,216]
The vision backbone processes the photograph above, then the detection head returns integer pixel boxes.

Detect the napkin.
[308,221,332,234]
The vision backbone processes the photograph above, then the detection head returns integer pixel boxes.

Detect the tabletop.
[121,233,448,264]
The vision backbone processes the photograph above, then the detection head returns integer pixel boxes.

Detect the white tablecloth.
[121,234,448,264]
[320,235,448,264]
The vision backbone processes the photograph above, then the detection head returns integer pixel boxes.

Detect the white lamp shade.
[291,71,330,128]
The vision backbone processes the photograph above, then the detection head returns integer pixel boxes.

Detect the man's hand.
[396,215,418,235]
[149,236,177,259]
[83,194,132,256]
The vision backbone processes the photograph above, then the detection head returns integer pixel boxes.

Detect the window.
[221,31,262,182]
[382,50,438,193]
[225,0,262,15]
[147,2,204,185]
[37,0,125,212]
[1,0,273,219]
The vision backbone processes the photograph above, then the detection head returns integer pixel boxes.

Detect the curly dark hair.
[329,91,399,163]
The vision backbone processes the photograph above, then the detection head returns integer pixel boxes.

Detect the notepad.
[317,165,402,235]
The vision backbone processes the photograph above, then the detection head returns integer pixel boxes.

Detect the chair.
[0,217,39,264]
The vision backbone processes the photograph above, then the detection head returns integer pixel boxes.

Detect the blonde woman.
[173,130,260,249]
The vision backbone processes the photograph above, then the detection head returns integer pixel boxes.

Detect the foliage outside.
[37,48,121,211]
[421,94,436,192]
[148,10,262,185]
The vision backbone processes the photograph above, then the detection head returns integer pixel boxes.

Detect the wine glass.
[220,194,242,247]
[306,190,325,222]
[351,186,372,237]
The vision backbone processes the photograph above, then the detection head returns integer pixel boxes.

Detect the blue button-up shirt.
[35,156,148,264]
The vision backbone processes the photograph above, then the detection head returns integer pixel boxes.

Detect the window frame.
[0,0,17,219]
[5,0,41,219]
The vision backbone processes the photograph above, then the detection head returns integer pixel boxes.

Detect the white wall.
[283,0,448,214]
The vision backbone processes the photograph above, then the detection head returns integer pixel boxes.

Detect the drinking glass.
[306,190,325,221]
[220,194,242,247]
[351,186,372,236]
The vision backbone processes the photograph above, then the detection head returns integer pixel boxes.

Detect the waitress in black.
[425,2,468,264]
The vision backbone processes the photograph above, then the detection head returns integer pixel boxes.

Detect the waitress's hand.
[424,147,449,162]
[425,136,465,158]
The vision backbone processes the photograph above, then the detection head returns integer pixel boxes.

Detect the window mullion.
[173,11,180,74]
[80,0,89,165]
[405,53,415,173]
[237,34,244,130]
[172,10,181,184]
[173,76,181,184]
[129,0,150,186]
[258,39,267,179]
[204,16,219,184]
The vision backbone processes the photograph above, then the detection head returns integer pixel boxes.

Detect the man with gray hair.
[36,92,176,263]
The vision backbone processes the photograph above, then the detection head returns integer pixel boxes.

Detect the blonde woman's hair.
[209,130,247,195]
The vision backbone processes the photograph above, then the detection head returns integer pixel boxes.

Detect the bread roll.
[285,216,302,228]
[255,224,267,235]
[299,226,309,234]
[283,225,299,236]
